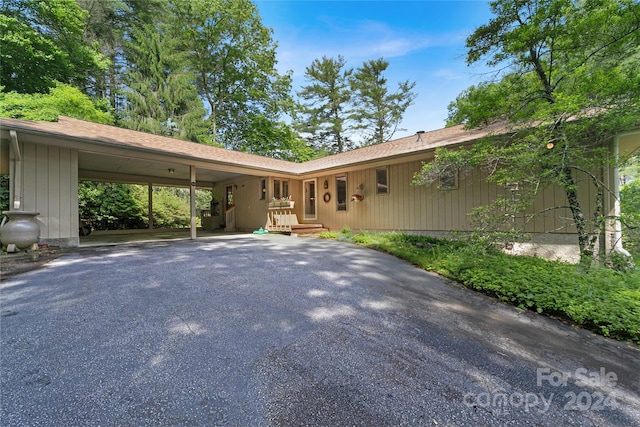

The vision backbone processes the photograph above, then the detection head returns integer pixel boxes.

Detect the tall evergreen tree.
[295,55,354,154]
[121,21,208,142]
[77,0,125,112]
[350,58,416,145]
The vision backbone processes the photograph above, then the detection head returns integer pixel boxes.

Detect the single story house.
[1,116,639,261]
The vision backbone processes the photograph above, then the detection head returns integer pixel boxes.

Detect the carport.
[0,116,302,247]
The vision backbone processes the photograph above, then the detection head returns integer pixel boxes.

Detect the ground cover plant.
[318,229,640,344]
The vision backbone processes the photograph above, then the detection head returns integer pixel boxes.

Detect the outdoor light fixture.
[168,168,175,174]
[416,130,425,142]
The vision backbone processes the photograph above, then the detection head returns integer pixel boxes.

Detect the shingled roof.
[0,116,302,174]
[299,122,508,173]
[0,116,508,175]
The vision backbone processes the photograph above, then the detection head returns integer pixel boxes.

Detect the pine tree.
[350,58,416,145]
[295,56,354,154]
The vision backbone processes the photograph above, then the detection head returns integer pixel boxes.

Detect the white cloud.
[431,68,465,80]
[273,17,461,77]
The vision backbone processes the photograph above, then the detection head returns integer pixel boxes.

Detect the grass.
[318,230,640,344]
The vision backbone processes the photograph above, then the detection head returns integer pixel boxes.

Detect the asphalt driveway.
[1,234,639,426]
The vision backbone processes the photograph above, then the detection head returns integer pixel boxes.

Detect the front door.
[304,179,317,220]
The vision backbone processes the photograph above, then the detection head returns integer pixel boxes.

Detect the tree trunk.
[560,165,596,270]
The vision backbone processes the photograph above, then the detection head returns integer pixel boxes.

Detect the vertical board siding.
[48,146,61,238]
[543,185,560,233]
[316,157,596,236]
[22,142,37,210]
[35,144,49,237]
[21,142,78,243]
[70,150,79,240]
[59,148,74,238]
[530,184,546,233]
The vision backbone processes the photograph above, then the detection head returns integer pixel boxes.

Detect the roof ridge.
[1,116,508,175]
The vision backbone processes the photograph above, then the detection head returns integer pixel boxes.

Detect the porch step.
[291,224,329,235]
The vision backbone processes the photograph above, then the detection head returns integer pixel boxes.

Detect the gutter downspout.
[613,135,631,257]
[9,130,22,210]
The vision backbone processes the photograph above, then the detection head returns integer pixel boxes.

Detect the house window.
[260,178,266,200]
[439,168,458,190]
[273,179,289,199]
[273,179,281,199]
[376,167,388,194]
[336,175,347,211]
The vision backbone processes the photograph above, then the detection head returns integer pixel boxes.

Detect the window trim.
[336,175,347,211]
[376,167,389,195]
[259,178,266,200]
[272,178,290,199]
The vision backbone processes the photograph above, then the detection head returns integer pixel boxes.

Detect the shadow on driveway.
[1,235,639,426]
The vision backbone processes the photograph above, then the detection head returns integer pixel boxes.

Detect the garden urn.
[1,211,40,250]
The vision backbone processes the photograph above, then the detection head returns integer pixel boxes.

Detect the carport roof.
[0,116,508,176]
[0,116,302,175]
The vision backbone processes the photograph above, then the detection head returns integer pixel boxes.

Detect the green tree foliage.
[79,182,146,230]
[174,0,293,147]
[0,83,113,124]
[76,0,311,159]
[239,114,315,162]
[620,153,640,259]
[79,183,211,230]
[295,56,354,154]
[620,152,640,184]
[77,0,126,110]
[0,174,9,212]
[129,185,191,228]
[121,21,208,142]
[415,0,640,269]
[0,0,108,94]
[621,165,640,257]
[130,185,213,228]
[151,189,191,228]
[350,58,416,145]
[296,56,417,153]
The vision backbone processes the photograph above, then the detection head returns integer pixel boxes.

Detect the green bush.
[0,174,8,212]
[79,182,146,230]
[318,231,339,239]
[146,188,191,228]
[0,83,113,124]
[621,179,640,258]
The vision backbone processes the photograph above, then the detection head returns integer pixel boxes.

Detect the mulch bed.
[0,246,64,281]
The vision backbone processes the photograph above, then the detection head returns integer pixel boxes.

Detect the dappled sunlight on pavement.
[1,235,638,426]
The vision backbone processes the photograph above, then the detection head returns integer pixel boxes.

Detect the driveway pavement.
[1,234,639,426]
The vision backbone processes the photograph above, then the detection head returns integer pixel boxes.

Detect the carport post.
[190,166,196,240]
[148,183,153,229]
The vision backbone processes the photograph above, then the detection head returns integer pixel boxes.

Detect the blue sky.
[255,0,495,138]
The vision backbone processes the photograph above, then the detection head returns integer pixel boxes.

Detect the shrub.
[621,179,640,258]
[79,182,146,230]
[318,231,339,239]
